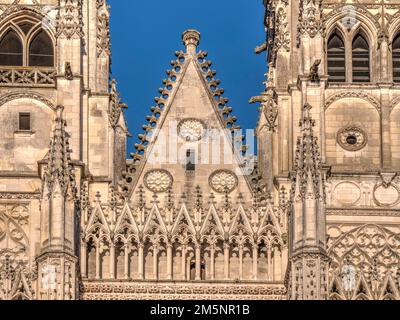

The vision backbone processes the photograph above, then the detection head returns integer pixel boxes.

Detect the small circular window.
[337,127,367,151]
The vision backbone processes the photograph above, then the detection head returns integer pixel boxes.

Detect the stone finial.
[182,29,200,54]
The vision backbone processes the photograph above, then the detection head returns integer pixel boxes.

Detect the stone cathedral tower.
[0,0,399,301]
[258,0,400,300]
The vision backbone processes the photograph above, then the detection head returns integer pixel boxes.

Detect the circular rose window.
[337,127,367,151]
[178,118,205,142]
[209,170,238,193]
[144,169,173,193]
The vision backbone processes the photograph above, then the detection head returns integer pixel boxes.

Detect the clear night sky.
[108,0,267,156]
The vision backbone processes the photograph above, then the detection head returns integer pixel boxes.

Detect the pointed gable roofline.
[120,30,247,195]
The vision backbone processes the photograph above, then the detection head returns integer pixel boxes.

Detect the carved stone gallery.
[0,0,399,300]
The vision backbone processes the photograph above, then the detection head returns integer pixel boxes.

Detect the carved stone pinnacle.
[182,29,201,54]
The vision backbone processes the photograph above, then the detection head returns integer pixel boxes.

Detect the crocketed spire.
[43,105,76,195]
[291,102,325,200]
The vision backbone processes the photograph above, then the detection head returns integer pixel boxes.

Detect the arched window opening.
[0,30,23,66]
[352,33,370,82]
[327,33,346,82]
[393,33,400,82]
[29,31,54,67]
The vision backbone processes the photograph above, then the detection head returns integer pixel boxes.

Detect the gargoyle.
[309,59,321,83]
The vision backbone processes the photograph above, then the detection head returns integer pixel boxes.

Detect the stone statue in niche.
[64,62,73,80]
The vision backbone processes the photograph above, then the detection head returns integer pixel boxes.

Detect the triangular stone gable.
[143,204,168,239]
[114,202,139,237]
[328,274,346,300]
[10,268,33,300]
[171,204,196,241]
[85,201,111,235]
[352,274,373,300]
[379,274,400,300]
[125,31,253,203]
[229,205,253,237]
[257,203,282,237]
[200,204,225,241]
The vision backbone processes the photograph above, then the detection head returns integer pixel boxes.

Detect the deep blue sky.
[108,0,267,155]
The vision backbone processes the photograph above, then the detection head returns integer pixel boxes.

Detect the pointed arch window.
[29,31,54,67]
[393,33,400,83]
[0,30,23,66]
[352,33,370,82]
[327,33,346,82]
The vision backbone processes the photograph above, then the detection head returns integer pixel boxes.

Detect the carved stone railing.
[81,281,287,300]
[0,67,56,87]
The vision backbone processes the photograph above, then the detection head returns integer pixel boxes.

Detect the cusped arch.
[325,23,348,47]
[0,92,55,110]
[390,96,400,114]
[328,224,400,275]
[324,5,380,40]
[325,91,380,113]
[387,12,400,42]
[0,9,56,39]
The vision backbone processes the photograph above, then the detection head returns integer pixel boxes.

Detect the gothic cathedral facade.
[0,0,399,300]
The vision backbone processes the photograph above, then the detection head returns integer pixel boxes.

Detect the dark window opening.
[352,33,370,83]
[346,135,358,145]
[0,30,23,66]
[327,33,346,82]
[19,113,31,131]
[186,149,195,171]
[29,31,54,67]
[393,34,400,82]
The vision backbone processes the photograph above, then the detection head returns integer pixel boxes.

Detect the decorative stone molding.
[0,91,55,110]
[178,118,206,141]
[327,208,400,217]
[0,192,41,200]
[109,79,128,127]
[298,0,323,43]
[0,68,56,87]
[56,0,84,39]
[144,169,173,193]
[337,126,368,152]
[81,281,286,300]
[263,0,290,66]
[373,183,400,207]
[323,4,381,37]
[209,170,238,194]
[327,224,400,287]
[325,91,380,112]
[96,0,111,57]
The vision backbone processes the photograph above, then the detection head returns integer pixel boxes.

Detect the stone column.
[282,245,288,277]
[95,242,101,279]
[380,84,392,169]
[181,246,186,280]
[153,245,159,280]
[109,243,115,279]
[167,244,173,280]
[80,241,87,277]
[138,244,144,280]
[274,246,281,281]
[195,244,201,280]
[239,245,243,280]
[210,246,215,280]
[252,244,258,280]
[224,243,230,280]
[267,247,272,281]
[124,244,130,279]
